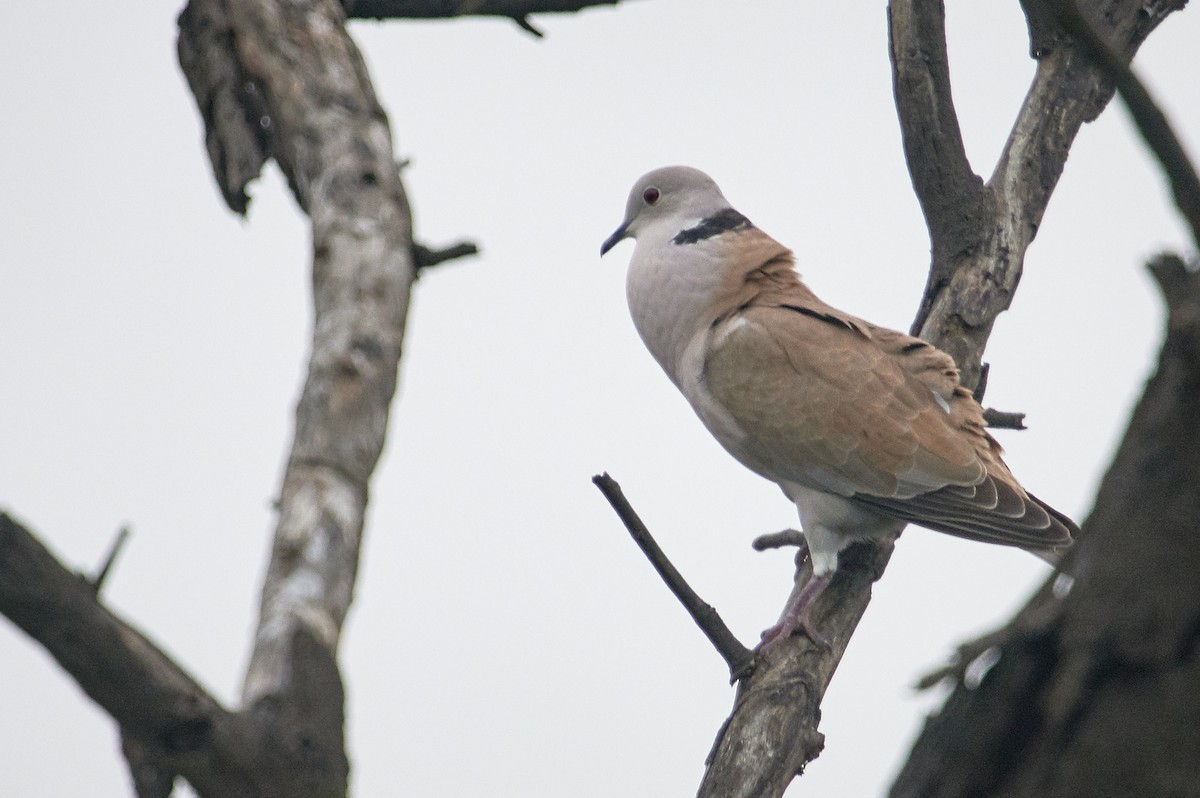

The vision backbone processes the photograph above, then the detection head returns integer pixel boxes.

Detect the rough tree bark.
[2,1,1192,796]
[4,0,411,790]
[0,1,602,797]
[177,0,419,793]
[890,254,1200,798]
[688,1,1187,795]
[889,0,1200,792]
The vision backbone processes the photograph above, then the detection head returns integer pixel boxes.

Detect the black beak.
[600,223,629,257]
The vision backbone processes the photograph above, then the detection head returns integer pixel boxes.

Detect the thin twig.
[90,525,131,594]
[510,15,545,37]
[0,513,228,762]
[973,366,1027,429]
[751,529,806,551]
[983,408,1028,430]
[591,473,754,678]
[343,0,625,21]
[412,240,479,270]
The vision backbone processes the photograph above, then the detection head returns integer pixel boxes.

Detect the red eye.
[642,187,660,205]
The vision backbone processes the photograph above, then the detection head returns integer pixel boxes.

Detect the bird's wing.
[852,323,1075,546]
[701,301,982,498]
[700,293,1073,548]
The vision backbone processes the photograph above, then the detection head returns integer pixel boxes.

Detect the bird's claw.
[754,611,830,654]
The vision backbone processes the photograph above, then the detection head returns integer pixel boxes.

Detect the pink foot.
[754,572,833,653]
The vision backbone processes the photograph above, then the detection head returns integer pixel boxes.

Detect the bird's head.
[600,166,732,256]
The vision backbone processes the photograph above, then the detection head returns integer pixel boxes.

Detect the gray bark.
[3,0,420,795]
[183,0,416,789]
[696,1,1185,795]
[0,0,591,790]
[2,2,1193,796]
[890,254,1200,798]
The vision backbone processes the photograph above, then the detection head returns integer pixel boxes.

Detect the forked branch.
[687,1,1188,795]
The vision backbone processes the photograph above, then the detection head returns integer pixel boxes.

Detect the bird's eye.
[642,187,661,205]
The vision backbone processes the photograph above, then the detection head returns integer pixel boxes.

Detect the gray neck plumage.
[626,209,754,384]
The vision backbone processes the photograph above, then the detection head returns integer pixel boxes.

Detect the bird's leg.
[749,528,826,650]
[755,570,832,652]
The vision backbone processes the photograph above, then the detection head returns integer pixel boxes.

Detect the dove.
[600,165,1076,649]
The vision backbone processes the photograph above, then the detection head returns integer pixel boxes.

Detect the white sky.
[2,2,1197,796]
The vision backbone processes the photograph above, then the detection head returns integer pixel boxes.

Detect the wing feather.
[698,254,1076,550]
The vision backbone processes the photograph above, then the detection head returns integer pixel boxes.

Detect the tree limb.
[694,1,1185,794]
[698,539,893,797]
[900,0,1184,387]
[0,514,255,795]
[887,0,989,337]
[751,529,806,551]
[592,473,753,679]
[6,0,428,788]
[177,0,419,792]
[0,513,227,755]
[891,253,1200,797]
[9,0,611,792]
[413,240,480,270]
[341,0,626,22]
[0,510,358,796]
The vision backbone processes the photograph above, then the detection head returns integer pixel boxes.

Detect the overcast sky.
[2,2,1198,796]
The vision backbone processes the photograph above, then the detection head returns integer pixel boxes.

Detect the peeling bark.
[3,0,418,794]
[179,0,417,790]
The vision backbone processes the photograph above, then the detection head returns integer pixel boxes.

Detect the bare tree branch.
[413,240,480,270]
[592,473,753,679]
[341,0,625,22]
[89,524,131,593]
[510,14,545,36]
[891,252,1200,798]
[899,0,1184,388]
[887,0,989,337]
[8,0,612,792]
[177,0,419,792]
[751,529,806,551]
[182,0,414,699]
[0,513,227,752]
[982,408,1027,430]
[693,1,1186,794]
[4,0,420,791]
[176,0,268,214]
[0,512,360,796]
[698,541,893,797]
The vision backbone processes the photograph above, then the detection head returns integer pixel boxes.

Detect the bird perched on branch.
[600,165,1076,649]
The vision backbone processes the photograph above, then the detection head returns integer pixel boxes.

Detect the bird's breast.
[625,238,727,384]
